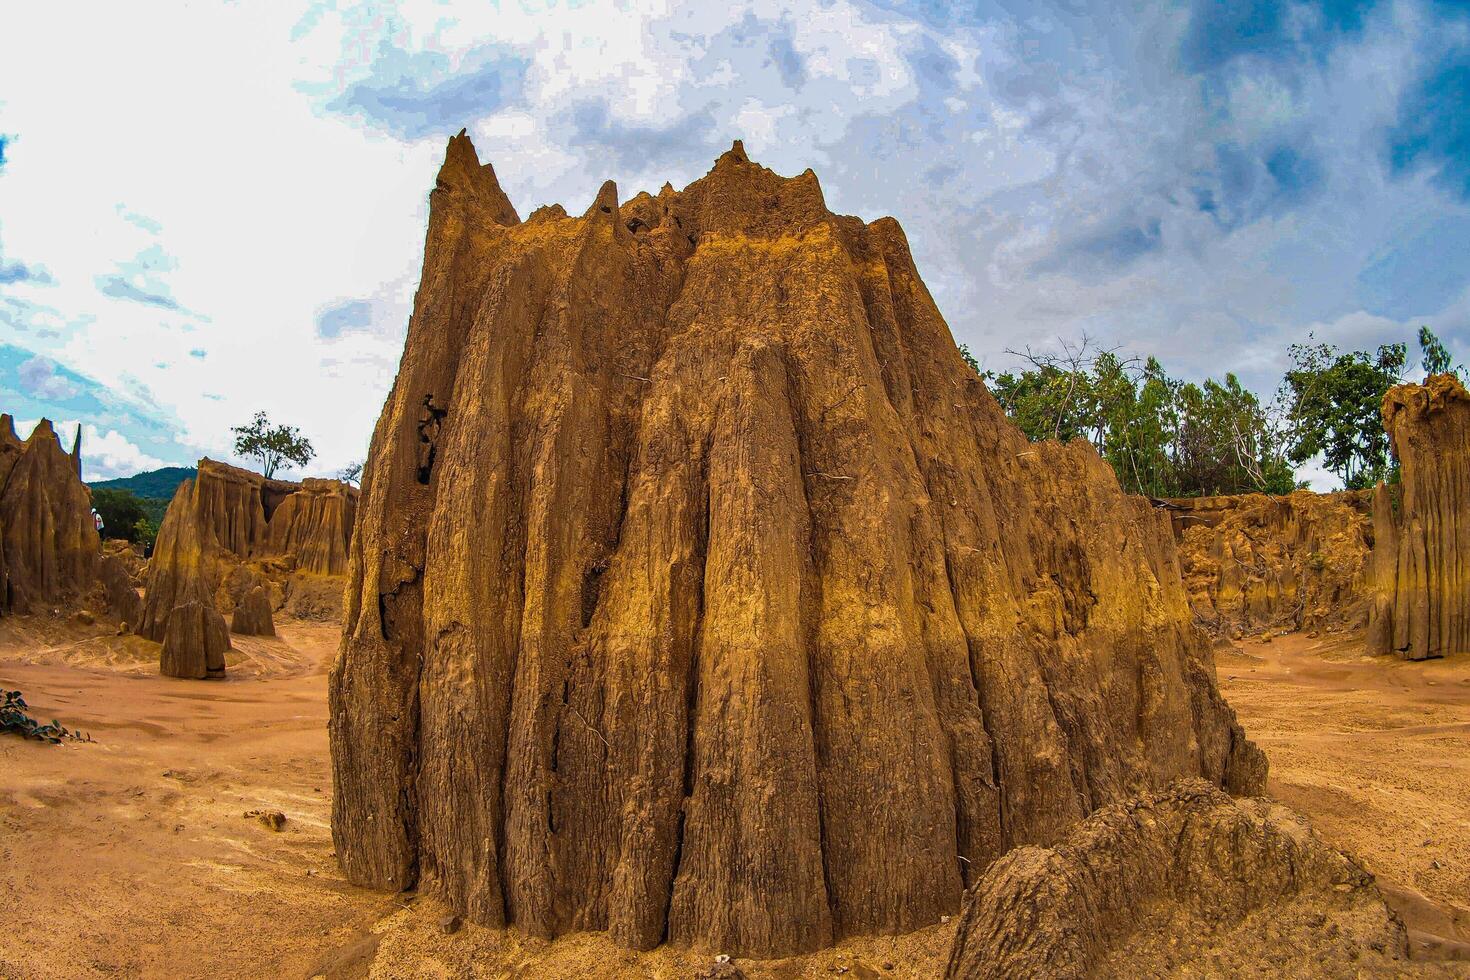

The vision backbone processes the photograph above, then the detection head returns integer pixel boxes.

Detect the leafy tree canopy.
[1418,325,1462,379]
[980,337,1295,498]
[1280,340,1405,490]
[974,327,1458,495]
[231,411,315,480]
[91,488,149,543]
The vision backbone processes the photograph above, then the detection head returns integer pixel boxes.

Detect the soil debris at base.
[944,779,1410,978]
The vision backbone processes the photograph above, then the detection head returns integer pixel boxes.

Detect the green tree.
[983,336,1101,443]
[132,517,159,550]
[981,338,1290,498]
[1173,375,1294,496]
[91,488,148,542]
[231,411,315,479]
[338,460,364,486]
[985,363,1096,443]
[1281,339,1405,489]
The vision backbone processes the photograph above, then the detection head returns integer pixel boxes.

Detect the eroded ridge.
[0,415,98,615]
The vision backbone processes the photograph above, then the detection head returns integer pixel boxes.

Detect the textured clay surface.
[944,780,1411,979]
[329,135,1264,957]
[0,415,98,615]
[1170,490,1371,637]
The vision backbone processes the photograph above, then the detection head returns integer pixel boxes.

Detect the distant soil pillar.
[1368,374,1470,660]
[141,478,233,678]
[0,416,100,614]
[230,584,276,636]
[160,600,229,678]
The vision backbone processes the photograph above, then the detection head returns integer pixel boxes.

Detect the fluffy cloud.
[17,354,79,400]
[79,425,172,481]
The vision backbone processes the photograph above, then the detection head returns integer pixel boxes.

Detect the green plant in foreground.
[1,690,90,744]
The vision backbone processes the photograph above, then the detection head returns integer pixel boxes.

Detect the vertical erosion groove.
[663,445,711,943]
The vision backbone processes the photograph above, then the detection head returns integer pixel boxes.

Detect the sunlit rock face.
[328,134,1265,957]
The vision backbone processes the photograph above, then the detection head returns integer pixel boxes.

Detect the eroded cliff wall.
[266,477,356,576]
[1169,491,1371,637]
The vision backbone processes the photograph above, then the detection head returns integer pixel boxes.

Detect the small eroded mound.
[945,781,1412,979]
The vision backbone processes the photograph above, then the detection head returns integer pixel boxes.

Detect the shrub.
[1,690,90,743]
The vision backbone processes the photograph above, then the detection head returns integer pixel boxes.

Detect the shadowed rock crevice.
[329,136,1265,958]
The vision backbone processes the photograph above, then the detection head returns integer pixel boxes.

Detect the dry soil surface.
[1219,630,1470,964]
[2,616,1467,978]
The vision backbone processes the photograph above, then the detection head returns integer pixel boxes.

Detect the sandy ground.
[1218,631,1470,963]
[2,614,1466,977]
[0,614,390,979]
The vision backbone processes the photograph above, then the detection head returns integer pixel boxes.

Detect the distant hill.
[89,465,195,501]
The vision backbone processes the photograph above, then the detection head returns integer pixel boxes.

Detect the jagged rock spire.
[583,178,619,219]
[435,128,520,226]
[0,415,98,613]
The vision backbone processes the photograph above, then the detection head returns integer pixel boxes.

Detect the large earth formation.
[328,135,1265,957]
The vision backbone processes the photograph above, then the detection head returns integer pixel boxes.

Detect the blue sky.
[1,0,1467,484]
